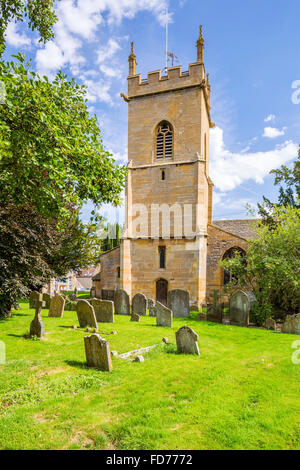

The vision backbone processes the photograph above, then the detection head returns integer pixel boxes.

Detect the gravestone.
[90,287,96,298]
[91,299,114,323]
[229,291,256,327]
[132,293,147,316]
[84,334,112,371]
[76,300,97,328]
[176,326,200,356]
[30,294,45,338]
[156,302,172,327]
[43,293,51,309]
[48,294,65,318]
[114,289,130,315]
[148,299,157,317]
[207,289,223,323]
[282,314,300,335]
[168,289,190,318]
[131,313,140,322]
[266,318,277,331]
[29,291,40,309]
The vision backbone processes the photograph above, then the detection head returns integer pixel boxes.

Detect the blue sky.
[4,0,300,222]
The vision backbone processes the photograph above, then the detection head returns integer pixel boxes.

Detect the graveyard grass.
[0,302,299,450]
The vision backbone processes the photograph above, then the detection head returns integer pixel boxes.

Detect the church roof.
[212,219,260,240]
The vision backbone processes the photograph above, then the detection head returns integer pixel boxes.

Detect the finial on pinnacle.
[128,41,137,76]
[196,25,204,63]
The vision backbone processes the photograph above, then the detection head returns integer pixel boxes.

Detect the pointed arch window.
[156,121,173,159]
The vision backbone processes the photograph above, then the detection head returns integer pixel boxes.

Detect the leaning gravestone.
[43,293,51,309]
[229,291,256,327]
[168,289,190,318]
[30,294,45,338]
[148,299,157,317]
[132,293,147,316]
[84,334,112,371]
[29,291,40,309]
[48,294,65,318]
[114,289,130,315]
[156,302,172,328]
[131,313,140,322]
[91,299,114,323]
[282,314,300,335]
[76,300,97,328]
[176,326,200,356]
[207,289,223,323]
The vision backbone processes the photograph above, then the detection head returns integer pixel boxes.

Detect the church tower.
[120,28,214,308]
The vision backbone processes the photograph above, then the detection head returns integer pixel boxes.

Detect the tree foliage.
[220,207,300,325]
[0,55,126,219]
[0,56,126,316]
[258,146,300,223]
[0,204,103,316]
[0,0,57,50]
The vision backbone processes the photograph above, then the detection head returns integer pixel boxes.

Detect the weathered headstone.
[176,326,200,356]
[266,318,277,331]
[207,289,223,323]
[30,294,45,338]
[229,291,256,327]
[132,293,147,316]
[282,314,300,335]
[90,286,96,298]
[84,334,112,371]
[114,289,130,315]
[148,299,157,317]
[48,294,65,318]
[76,300,97,328]
[168,289,190,318]
[131,313,140,322]
[43,293,51,309]
[91,299,114,323]
[156,302,172,327]
[29,291,40,309]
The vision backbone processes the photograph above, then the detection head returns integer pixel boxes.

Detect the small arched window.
[156,121,173,159]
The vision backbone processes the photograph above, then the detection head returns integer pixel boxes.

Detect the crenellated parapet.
[128,62,205,99]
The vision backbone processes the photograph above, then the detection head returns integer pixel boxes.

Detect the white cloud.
[263,126,287,138]
[97,39,121,64]
[210,126,297,192]
[100,64,122,78]
[84,78,113,104]
[34,1,170,103]
[264,114,276,123]
[5,23,31,47]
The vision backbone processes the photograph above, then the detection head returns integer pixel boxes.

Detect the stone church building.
[94,28,257,308]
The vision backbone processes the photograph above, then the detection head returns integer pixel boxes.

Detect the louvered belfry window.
[156,121,173,159]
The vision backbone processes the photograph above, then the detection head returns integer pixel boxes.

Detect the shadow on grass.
[65,360,87,369]
[7,333,27,338]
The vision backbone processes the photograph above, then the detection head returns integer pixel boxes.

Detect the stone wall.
[206,224,248,300]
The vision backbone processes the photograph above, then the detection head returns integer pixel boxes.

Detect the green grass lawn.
[0,301,299,450]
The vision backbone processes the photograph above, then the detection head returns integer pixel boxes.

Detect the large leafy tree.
[0,5,127,315]
[221,206,300,325]
[0,55,126,218]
